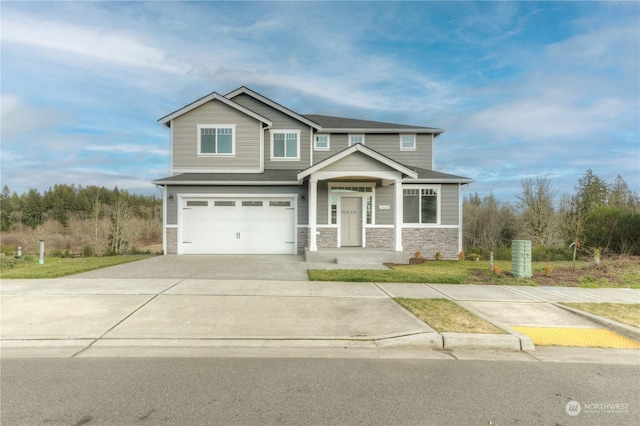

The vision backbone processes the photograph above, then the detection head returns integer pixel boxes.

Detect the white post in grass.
[39,240,45,265]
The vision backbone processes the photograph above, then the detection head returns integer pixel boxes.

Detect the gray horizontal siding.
[441,184,459,225]
[172,101,261,170]
[321,152,396,173]
[316,181,329,224]
[166,185,308,226]
[374,184,395,225]
[312,133,433,170]
[231,94,312,170]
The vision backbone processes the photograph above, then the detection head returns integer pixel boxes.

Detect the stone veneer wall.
[316,228,338,248]
[365,228,394,248]
[402,228,459,259]
[297,227,308,255]
[166,228,178,255]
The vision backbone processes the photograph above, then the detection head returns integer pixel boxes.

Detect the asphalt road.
[2,358,639,425]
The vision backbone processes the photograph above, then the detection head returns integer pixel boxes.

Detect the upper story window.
[400,134,416,151]
[197,124,235,156]
[314,134,330,151]
[271,130,300,161]
[403,186,440,224]
[348,134,365,146]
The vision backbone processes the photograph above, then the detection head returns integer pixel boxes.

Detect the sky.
[1,0,639,203]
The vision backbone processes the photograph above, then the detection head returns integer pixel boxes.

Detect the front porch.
[305,247,411,268]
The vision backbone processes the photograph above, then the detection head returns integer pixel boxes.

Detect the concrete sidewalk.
[1,279,639,362]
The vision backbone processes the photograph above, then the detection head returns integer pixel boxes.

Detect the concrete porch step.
[305,248,410,265]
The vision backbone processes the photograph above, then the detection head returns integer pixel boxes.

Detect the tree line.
[1,169,638,259]
[1,184,162,256]
[464,170,640,260]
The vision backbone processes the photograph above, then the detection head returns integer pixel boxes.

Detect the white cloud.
[84,144,169,157]
[0,94,72,139]
[1,14,189,74]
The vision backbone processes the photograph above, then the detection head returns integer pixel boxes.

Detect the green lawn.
[561,303,640,328]
[309,260,539,284]
[0,255,152,279]
[395,298,506,334]
[306,259,640,287]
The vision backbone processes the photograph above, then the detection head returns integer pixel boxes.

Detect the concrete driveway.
[70,254,310,281]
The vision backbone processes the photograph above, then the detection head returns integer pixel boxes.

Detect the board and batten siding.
[172,101,262,171]
[165,185,308,226]
[312,133,433,170]
[229,93,312,170]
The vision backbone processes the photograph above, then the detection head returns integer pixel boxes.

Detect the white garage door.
[180,197,296,254]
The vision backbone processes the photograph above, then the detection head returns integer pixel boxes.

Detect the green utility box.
[512,240,532,278]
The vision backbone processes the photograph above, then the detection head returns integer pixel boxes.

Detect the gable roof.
[157,92,272,128]
[304,114,444,134]
[297,144,419,180]
[225,86,322,130]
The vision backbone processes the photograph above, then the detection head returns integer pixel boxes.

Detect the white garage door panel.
[180,197,296,255]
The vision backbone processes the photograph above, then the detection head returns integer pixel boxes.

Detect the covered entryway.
[179,196,296,254]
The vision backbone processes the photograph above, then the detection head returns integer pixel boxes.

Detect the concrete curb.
[454,301,536,351]
[552,303,640,342]
[440,333,521,351]
[375,332,443,349]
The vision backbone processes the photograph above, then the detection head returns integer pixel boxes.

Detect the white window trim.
[270,129,301,161]
[399,134,416,151]
[402,184,441,225]
[197,124,236,156]
[348,134,365,146]
[314,134,331,151]
[328,182,376,226]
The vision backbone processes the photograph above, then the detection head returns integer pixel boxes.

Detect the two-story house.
[153,86,472,260]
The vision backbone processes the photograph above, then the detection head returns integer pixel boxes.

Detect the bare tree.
[463,192,516,252]
[108,198,133,254]
[88,195,110,255]
[516,176,559,246]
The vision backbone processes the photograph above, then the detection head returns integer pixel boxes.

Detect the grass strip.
[561,303,640,329]
[395,298,506,334]
[0,255,152,279]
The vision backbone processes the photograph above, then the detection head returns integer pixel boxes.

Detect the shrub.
[435,252,442,261]
[0,255,18,270]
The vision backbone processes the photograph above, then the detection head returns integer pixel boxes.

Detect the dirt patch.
[470,256,640,287]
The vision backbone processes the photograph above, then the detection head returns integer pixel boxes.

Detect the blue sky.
[1,0,638,202]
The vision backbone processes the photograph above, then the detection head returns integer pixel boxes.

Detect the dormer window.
[348,134,365,146]
[271,130,300,160]
[197,124,235,156]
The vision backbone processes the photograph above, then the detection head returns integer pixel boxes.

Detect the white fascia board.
[158,93,272,127]
[225,87,321,130]
[404,178,475,184]
[319,128,445,134]
[152,180,303,186]
[297,144,418,180]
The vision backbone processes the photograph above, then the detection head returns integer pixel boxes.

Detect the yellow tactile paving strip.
[510,326,640,349]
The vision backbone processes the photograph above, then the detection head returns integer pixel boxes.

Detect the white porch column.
[394,178,403,252]
[309,178,318,251]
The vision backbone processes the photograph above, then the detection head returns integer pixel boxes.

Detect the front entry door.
[340,197,362,247]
